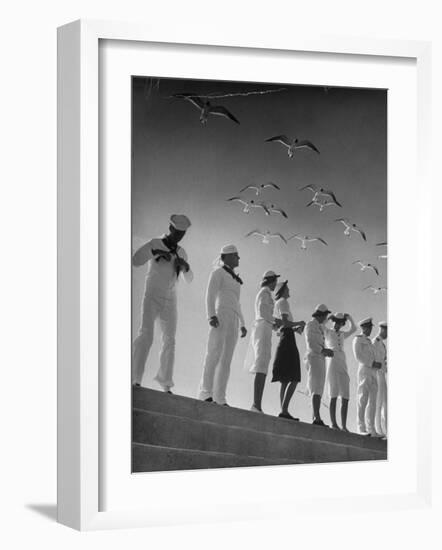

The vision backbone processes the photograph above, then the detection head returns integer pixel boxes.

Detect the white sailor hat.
[313,303,331,316]
[170,214,191,231]
[262,270,280,280]
[359,316,373,327]
[379,321,388,328]
[220,244,239,255]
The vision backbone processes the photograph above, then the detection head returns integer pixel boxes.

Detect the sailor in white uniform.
[304,304,334,426]
[324,313,357,431]
[198,245,247,405]
[352,317,382,436]
[132,214,193,392]
[249,270,281,413]
[373,321,388,437]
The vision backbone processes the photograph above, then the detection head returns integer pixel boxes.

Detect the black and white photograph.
[131,76,388,472]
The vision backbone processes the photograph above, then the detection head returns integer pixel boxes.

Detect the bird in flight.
[238,182,281,196]
[245,229,287,245]
[226,197,271,215]
[363,286,387,294]
[299,184,342,207]
[352,260,379,276]
[288,234,328,250]
[173,93,240,125]
[334,218,367,241]
[265,135,320,158]
[257,201,288,218]
[306,197,340,212]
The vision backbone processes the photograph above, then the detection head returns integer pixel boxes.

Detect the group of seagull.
[174,89,387,294]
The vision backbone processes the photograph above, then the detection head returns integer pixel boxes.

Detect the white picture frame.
[57,19,432,531]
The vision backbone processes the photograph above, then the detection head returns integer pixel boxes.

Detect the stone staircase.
[132,387,387,472]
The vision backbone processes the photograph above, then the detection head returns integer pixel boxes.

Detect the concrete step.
[133,387,387,453]
[133,408,385,466]
[132,443,304,472]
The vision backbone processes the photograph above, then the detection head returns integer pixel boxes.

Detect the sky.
[131,76,387,432]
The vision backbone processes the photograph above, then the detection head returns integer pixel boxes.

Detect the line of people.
[132,215,387,438]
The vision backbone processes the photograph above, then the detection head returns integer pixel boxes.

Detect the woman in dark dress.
[271,281,306,420]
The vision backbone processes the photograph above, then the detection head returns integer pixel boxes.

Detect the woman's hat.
[330,312,346,323]
[262,270,280,281]
[275,280,288,294]
[312,303,331,316]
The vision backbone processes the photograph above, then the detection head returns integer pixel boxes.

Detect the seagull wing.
[376,241,388,246]
[295,139,320,154]
[270,233,288,244]
[239,185,258,193]
[209,105,240,124]
[226,196,247,205]
[306,200,315,208]
[335,217,351,227]
[271,207,288,218]
[261,182,281,190]
[363,285,375,291]
[353,226,367,241]
[245,230,264,238]
[299,184,319,193]
[321,190,342,207]
[173,93,205,110]
[370,265,380,276]
[315,237,328,246]
[352,260,363,265]
[287,234,300,241]
[265,135,291,147]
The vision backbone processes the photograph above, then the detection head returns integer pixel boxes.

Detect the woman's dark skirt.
[271,328,301,383]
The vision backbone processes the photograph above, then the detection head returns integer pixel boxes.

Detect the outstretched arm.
[132,240,154,267]
[343,314,357,339]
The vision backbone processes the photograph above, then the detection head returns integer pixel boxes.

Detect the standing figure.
[198,245,247,405]
[248,270,281,413]
[132,214,192,392]
[271,281,306,420]
[352,317,382,436]
[324,312,357,431]
[373,321,388,438]
[304,304,334,426]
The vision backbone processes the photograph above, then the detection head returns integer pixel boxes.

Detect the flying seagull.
[265,135,320,158]
[245,229,287,245]
[288,234,328,250]
[257,201,288,218]
[173,93,240,125]
[363,286,387,294]
[226,197,271,215]
[299,184,342,207]
[306,198,340,212]
[238,182,281,196]
[352,260,379,276]
[334,218,367,241]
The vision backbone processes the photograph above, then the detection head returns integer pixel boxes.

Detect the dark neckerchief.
[162,236,179,255]
[222,265,243,285]
[162,236,181,277]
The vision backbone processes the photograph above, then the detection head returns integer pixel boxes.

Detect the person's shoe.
[132,383,141,388]
[279,412,299,421]
[370,431,384,438]
[204,397,213,403]
[250,405,264,414]
[221,403,230,407]
[331,424,341,430]
[166,390,173,394]
[342,427,350,433]
[312,418,327,427]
